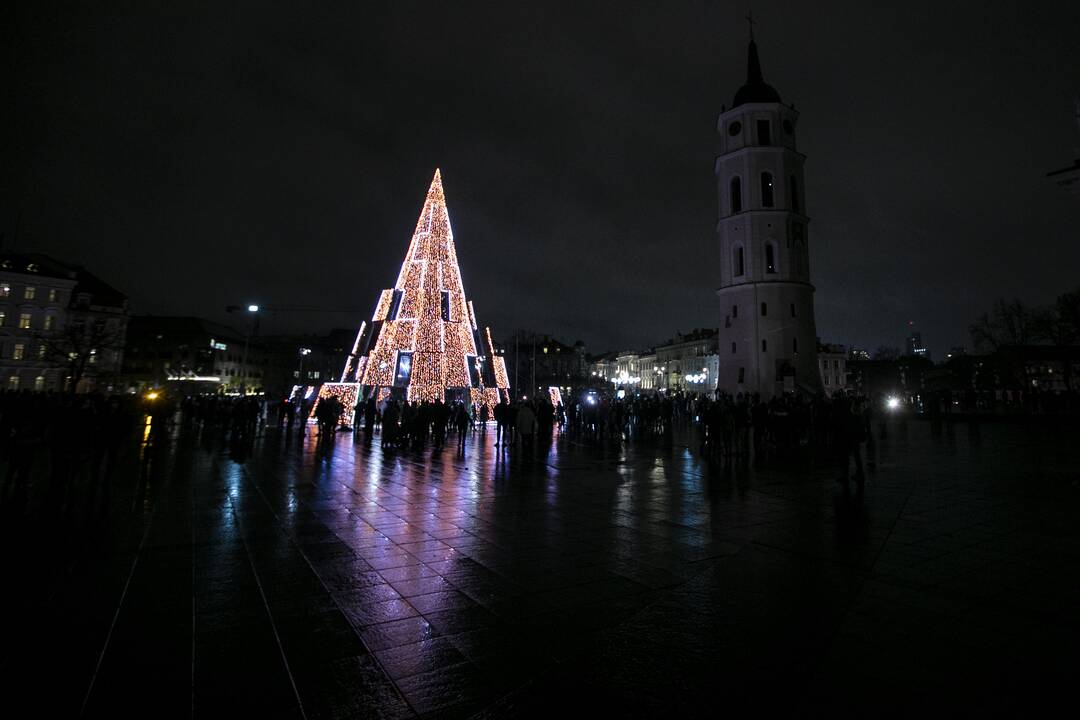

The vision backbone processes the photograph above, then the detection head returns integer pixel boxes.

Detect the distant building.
[684,353,720,394]
[613,351,644,394]
[0,253,128,392]
[714,33,822,397]
[503,334,586,398]
[587,352,619,388]
[639,352,658,390]
[122,316,253,393]
[655,328,718,393]
[259,329,354,400]
[817,343,848,397]
[906,331,929,359]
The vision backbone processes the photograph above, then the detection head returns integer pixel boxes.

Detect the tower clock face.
[728,121,742,136]
[783,119,793,134]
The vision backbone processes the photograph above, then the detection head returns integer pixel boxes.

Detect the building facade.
[503,334,587,398]
[0,253,128,393]
[655,329,718,393]
[715,35,821,398]
[122,316,265,394]
[817,343,848,397]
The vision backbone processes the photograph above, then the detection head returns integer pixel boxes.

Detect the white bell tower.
[715,25,822,398]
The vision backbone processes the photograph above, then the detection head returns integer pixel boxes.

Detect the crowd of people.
[0,381,899,514]
[0,391,141,512]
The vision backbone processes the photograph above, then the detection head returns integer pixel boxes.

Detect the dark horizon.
[5,1,1080,358]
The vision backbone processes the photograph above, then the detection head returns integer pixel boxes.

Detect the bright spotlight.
[886,396,900,410]
[247,304,260,312]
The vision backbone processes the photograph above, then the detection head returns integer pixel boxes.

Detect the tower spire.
[745,14,764,86]
[731,15,780,108]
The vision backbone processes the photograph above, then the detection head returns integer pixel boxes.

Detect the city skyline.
[5,1,1079,358]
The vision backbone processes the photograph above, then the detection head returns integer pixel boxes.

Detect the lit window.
[48,289,59,302]
[761,173,774,207]
[0,284,8,297]
[37,345,46,359]
[312,371,320,379]
[34,376,45,392]
[19,313,31,329]
[8,376,18,390]
[24,287,36,300]
[13,343,25,360]
[44,315,56,331]
[765,244,776,273]
[0,312,5,326]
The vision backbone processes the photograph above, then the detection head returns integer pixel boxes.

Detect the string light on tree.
[315,169,510,419]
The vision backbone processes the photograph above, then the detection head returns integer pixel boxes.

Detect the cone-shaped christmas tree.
[329,169,509,412]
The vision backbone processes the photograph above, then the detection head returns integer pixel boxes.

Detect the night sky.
[6,1,1079,358]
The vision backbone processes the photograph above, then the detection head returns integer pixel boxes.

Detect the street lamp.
[298,347,312,383]
[241,304,259,394]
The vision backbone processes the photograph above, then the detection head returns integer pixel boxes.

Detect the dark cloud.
[5,1,1079,357]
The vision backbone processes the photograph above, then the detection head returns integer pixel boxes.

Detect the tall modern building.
[314,170,510,419]
[714,31,822,398]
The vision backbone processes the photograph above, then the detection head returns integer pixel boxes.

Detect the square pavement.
[3,418,1080,717]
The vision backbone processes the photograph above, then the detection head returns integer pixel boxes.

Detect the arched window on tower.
[730,177,742,214]
[790,175,800,212]
[734,246,745,277]
[761,172,774,207]
[765,243,777,274]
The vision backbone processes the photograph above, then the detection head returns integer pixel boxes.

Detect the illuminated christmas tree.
[316,169,509,418]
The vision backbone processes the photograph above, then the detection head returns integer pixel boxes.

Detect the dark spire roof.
[732,38,781,108]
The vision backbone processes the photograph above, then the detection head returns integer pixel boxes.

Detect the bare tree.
[969,298,1038,350]
[1055,288,1080,342]
[36,316,125,393]
[1032,289,1080,392]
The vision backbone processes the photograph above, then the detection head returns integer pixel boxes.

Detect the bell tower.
[715,26,821,398]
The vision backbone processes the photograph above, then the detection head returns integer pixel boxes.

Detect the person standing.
[455,403,470,453]
[495,399,508,447]
[837,396,866,490]
[516,400,537,450]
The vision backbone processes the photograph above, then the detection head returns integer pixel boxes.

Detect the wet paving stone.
[6,419,1080,716]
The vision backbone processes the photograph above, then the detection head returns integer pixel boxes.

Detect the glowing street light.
[247,304,260,312]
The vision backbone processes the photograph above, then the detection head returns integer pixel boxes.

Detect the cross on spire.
[745,10,756,41]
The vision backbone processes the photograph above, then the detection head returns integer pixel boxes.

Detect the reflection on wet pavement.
[5,419,1080,717]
